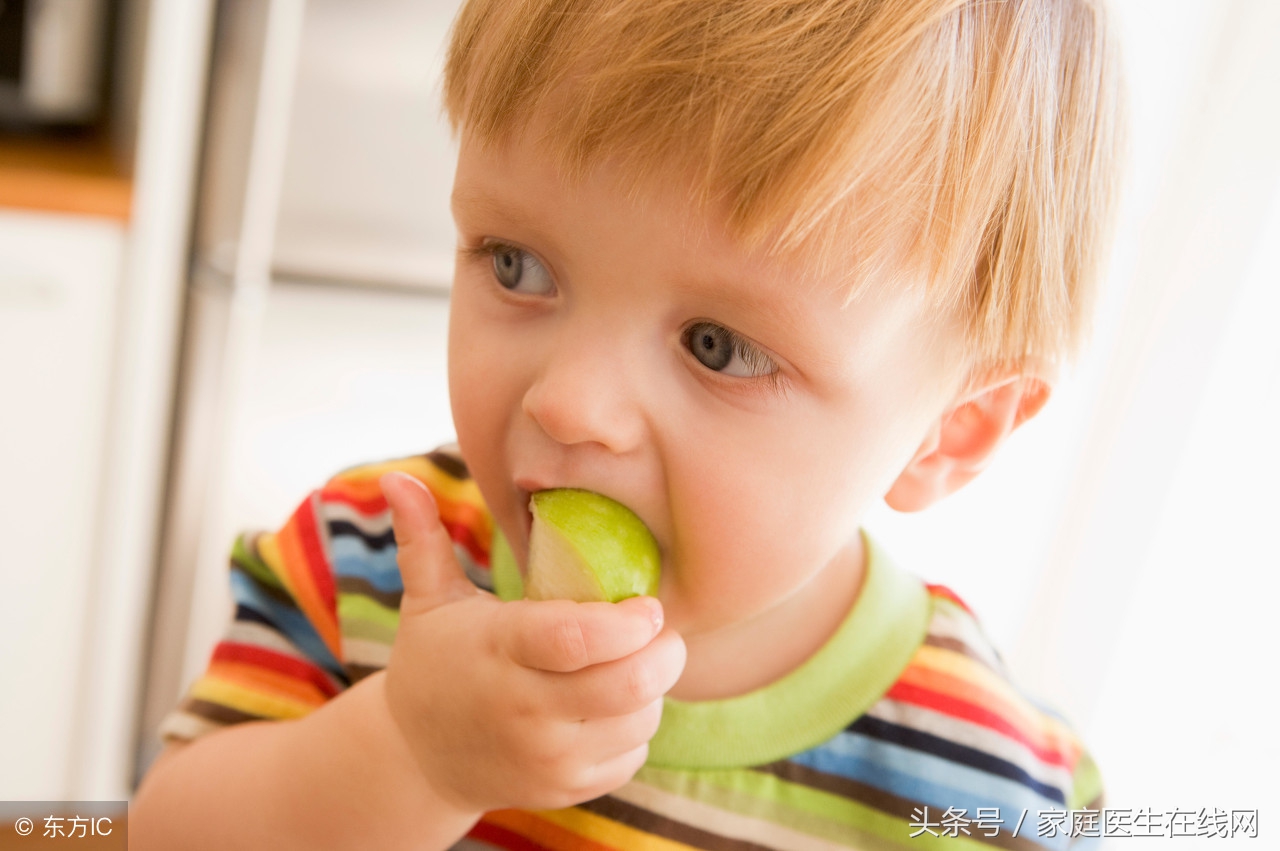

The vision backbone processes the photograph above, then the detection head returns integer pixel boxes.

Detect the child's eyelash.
[730,332,789,397]
[460,240,514,264]
[732,334,775,376]
[694,323,788,397]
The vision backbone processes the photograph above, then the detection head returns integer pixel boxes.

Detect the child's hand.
[378,472,685,814]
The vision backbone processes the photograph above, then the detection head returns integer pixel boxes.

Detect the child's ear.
[884,373,1050,512]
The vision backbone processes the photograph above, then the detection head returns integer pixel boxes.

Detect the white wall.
[225,282,456,537]
[1088,179,1280,813]
[273,0,460,287]
[871,0,1280,817]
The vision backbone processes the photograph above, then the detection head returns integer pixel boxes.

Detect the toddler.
[133,0,1122,848]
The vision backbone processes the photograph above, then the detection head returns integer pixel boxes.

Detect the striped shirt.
[162,448,1103,849]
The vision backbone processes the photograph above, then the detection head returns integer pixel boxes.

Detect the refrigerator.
[134,0,465,780]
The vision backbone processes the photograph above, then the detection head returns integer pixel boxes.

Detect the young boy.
[133,0,1122,848]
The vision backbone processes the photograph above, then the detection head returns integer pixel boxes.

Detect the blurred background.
[0,0,1276,837]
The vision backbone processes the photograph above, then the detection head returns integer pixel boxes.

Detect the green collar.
[490,529,930,770]
[646,534,930,770]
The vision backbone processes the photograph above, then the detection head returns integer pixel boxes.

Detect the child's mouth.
[514,486,535,542]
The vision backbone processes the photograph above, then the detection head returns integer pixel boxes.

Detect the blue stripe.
[850,714,1066,804]
[229,568,346,680]
[329,534,403,592]
[327,519,394,551]
[792,730,1067,832]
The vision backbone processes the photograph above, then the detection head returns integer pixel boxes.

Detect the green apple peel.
[519,489,661,603]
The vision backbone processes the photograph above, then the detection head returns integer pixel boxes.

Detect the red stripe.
[925,583,973,616]
[320,486,388,516]
[886,681,1071,768]
[321,480,489,566]
[294,496,337,618]
[444,518,489,566]
[466,820,554,851]
[212,641,341,698]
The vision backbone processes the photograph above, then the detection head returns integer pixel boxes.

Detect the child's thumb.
[380,471,481,615]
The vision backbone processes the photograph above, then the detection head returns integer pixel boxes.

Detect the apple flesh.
[522,489,660,603]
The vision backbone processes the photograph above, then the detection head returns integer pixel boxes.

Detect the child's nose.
[521,332,647,454]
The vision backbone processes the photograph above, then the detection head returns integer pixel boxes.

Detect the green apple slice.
[523,489,660,603]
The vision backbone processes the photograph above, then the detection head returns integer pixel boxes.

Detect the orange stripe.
[535,808,700,851]
[294,492,338,614]
[190,676,316,720]
[438,498,493,544]
[896,661,1078,760]
[327,460,492,531]
[333,456,484,500]
[274,509,343,660]
[483,810,619,851]
[206,659,331,707]
[915,646,1045,722]
[326,460,483,505]
[324,476,491,539]
[913,645,1081,745]
[898,662,1041,742]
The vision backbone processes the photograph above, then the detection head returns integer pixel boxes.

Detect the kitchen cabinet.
[0,0,213,799]
[0,208,123,799]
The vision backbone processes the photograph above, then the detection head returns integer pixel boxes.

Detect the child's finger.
[573,698,664,761]
[380,471,480,615]
[544,627,686,718]
[501,596,665,673]
[572,743,652,803]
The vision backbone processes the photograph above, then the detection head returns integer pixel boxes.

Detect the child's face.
[448,128,961,640]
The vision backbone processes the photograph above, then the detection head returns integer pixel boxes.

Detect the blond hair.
[442,0,1124,373]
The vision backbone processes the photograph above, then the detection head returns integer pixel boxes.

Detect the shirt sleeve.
[159,447,494,744]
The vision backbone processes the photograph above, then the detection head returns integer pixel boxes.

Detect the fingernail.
[380,475,437,539]
[381,472,434,506]
[634,596,663,633]
[378,474,403,510]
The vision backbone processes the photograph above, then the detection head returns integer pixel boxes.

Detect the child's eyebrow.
[669,271,817,349]
[450,186,539,233]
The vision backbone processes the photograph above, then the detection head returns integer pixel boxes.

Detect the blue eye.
[488,244,555,295]
[683,321,778,378]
